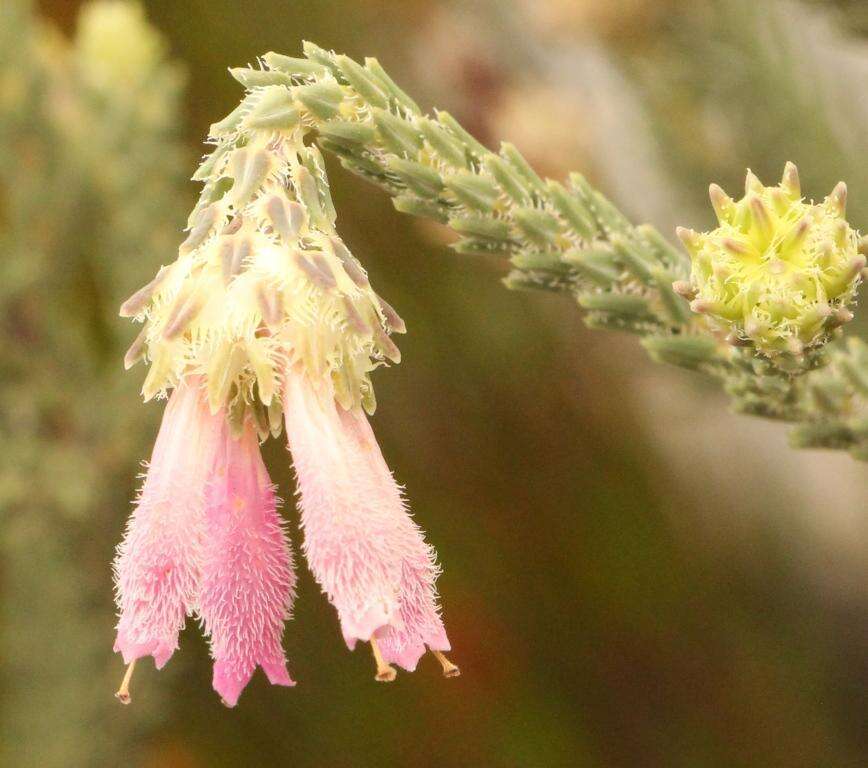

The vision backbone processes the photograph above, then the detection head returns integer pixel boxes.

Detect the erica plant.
[115,42,866,707]
[114,59,457,706]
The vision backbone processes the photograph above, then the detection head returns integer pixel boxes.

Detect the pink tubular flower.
[116,50,459,698]
[113,377,222,671]
[198,419,296,707]
[283,366,456,680]
[113,377,297,705]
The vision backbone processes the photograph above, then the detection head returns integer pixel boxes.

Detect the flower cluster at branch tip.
[120,132,403,423]
[675,164,865,364]
[114,53,457,706]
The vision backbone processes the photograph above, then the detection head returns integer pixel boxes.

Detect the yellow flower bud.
[681,164,865,362]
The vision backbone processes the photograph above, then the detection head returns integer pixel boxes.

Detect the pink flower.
[113,377,222,670]
[113,377,296,705]
[198,419,296,707]
[283,366,456,680]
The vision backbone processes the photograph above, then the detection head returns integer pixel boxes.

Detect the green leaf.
[445,172,499,211]
[335,54,388,109]
[263,51,328,78]
[449,215,511,241]
[387,157,444,198]
[641,335,720,369]
[229,67,294,89]
[373,108,423,157]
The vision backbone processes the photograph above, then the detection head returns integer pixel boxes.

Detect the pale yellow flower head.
[678,164,865,363]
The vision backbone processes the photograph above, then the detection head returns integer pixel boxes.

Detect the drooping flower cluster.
[114,63,455,706]
[676,164,865,363]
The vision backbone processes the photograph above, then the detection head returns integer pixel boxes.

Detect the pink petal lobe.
[113,635,176,669]
[283,367,450,672]
[261,660,296,687]
[113,377,223,668]
[198,420,296,706]
[212,660,254,708]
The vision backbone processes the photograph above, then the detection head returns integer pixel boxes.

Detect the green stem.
[212,43,868,461]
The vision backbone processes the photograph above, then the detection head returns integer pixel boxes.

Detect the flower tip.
[781,162,801,199]
[676,226,701,254]
[212,659,294,707]
[708,184,733,223]
[672,280,696,300]
[212,663,255,708]
[261,660,296,688]
[118,273,164,318]
[152,647,174,670]
[382,643,424,672]
[113,633,175,669]
[340,603,395,650]
[828,181,848,216]
[744,169,764,194]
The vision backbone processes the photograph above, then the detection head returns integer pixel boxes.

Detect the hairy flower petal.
[199,420,296,706]
[283,367,449,671]
[113,377,223,667]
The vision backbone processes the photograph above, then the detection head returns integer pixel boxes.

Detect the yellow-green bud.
[679,164,865,361]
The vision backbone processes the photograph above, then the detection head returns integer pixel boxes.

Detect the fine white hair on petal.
[197,419,296,707]
[338,406,450,671]
[113,376,223,668]
[283,366,449,672]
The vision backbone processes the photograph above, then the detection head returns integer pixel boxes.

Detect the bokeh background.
[1,1,867,766]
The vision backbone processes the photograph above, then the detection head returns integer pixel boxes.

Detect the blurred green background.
[1,1,866,766]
